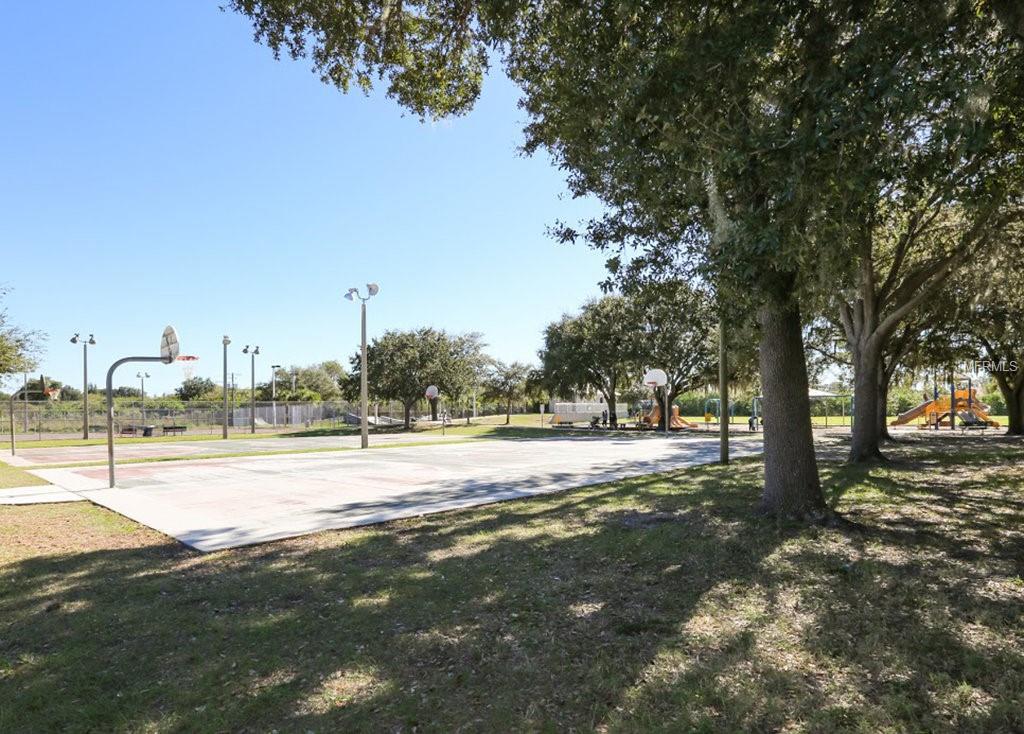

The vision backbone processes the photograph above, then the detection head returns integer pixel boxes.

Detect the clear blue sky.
[1,2,609,395]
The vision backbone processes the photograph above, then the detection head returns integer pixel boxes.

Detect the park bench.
[119,425,138,437]
[162,425,187,436]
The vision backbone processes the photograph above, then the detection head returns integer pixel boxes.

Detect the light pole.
[242,345,260,434]
[345,283,380,449]
[222,336,231,439]
[271,364,281,427]
[70,333,96,439]
[137,372,150,422]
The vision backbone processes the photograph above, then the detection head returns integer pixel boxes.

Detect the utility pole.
[222,336,231,439]
[271,364,281,427]
[137,372,150,422]
[719,318,729,464]
[242,346,259,434]
[345,283,380,449]
[70,333,96,439]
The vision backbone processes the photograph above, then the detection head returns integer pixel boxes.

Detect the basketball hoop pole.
[105,355,173,487]
[105,325,180,488]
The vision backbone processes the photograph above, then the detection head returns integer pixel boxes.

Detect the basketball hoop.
[160,325,180,363]
[643,368,668,387]
[176,355,199,379]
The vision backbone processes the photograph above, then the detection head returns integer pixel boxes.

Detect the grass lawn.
[0,461,48,489]
[2,438,1023,732]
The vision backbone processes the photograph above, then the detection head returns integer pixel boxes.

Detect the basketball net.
[177,355,199,381]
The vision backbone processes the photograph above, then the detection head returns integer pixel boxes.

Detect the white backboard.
[425,385,439,399]
[643,368,668,387]
[160,325,180,362]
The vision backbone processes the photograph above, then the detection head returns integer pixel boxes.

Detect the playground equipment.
[704,397,737,424]
[642,402,697,430]
[891,384,999,429]
[751,388,850,428]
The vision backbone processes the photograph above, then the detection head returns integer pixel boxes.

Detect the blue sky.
[1,2,609,395]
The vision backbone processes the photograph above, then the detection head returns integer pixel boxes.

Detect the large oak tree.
[230,0,1022,518]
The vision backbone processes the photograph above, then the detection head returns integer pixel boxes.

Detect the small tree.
[0,288,43,378]
[965,233,1024,434]
[626,280,717,429]
[175,377,216,401]
[540,296,633,427]
[351,328,483,428]
[260,362,344,401]
[483,361,531,424]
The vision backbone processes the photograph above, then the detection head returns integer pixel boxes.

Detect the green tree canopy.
[263,362,346,401]
[539,296,633,427]
[229,0,1023,517]
[175,377,217,401]
[0,288,44,378]
[482,360,532,425]
[350,328,484,427]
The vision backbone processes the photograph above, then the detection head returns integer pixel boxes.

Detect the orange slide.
[890,388,1000,428]
[644,403,697,430]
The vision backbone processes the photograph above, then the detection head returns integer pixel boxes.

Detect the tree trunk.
[403,402,412,429]
[665,388,680,432]
[849,347,887,462]
[607,384,618,428]
[1009,390,1024,435]
[757,299,825,518]
[1001,383,1024,436]
[429,397,438,421]
[876,369,892,442]
[505,398,512,425]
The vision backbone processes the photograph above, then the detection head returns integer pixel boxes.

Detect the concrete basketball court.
[3,432,465,467]
[10,434,763,552]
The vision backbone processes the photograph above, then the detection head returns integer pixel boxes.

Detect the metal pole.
[250,352,256,434]
[271,368,277,427]
[9,393,15,456]
[663,386,669,435]
[360,300,369,449]
[83,342,89,439]
[719,319,729,464]
[23,373,28,433]
[107,355,169,488]
[140,374,146,422]
[950,374,956,431]
[223,338,229,439]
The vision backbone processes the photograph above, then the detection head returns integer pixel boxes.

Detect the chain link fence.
[0,397,540,439]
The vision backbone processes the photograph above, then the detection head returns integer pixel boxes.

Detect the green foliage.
[229,0,490,119]
[626,280,718,399]
[482,360,532,422]
[262,362,345,401]
[349,328,485,422]
[0,287,44,378]
[539,296,633,414]
[540,284,721,416]
[175,377,217,401]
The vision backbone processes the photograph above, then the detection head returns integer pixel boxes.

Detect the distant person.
[748,415,757,432]
[601,409,608,427]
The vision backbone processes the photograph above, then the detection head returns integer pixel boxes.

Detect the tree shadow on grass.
[2,444,1022,732]
[0,461,793,732]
